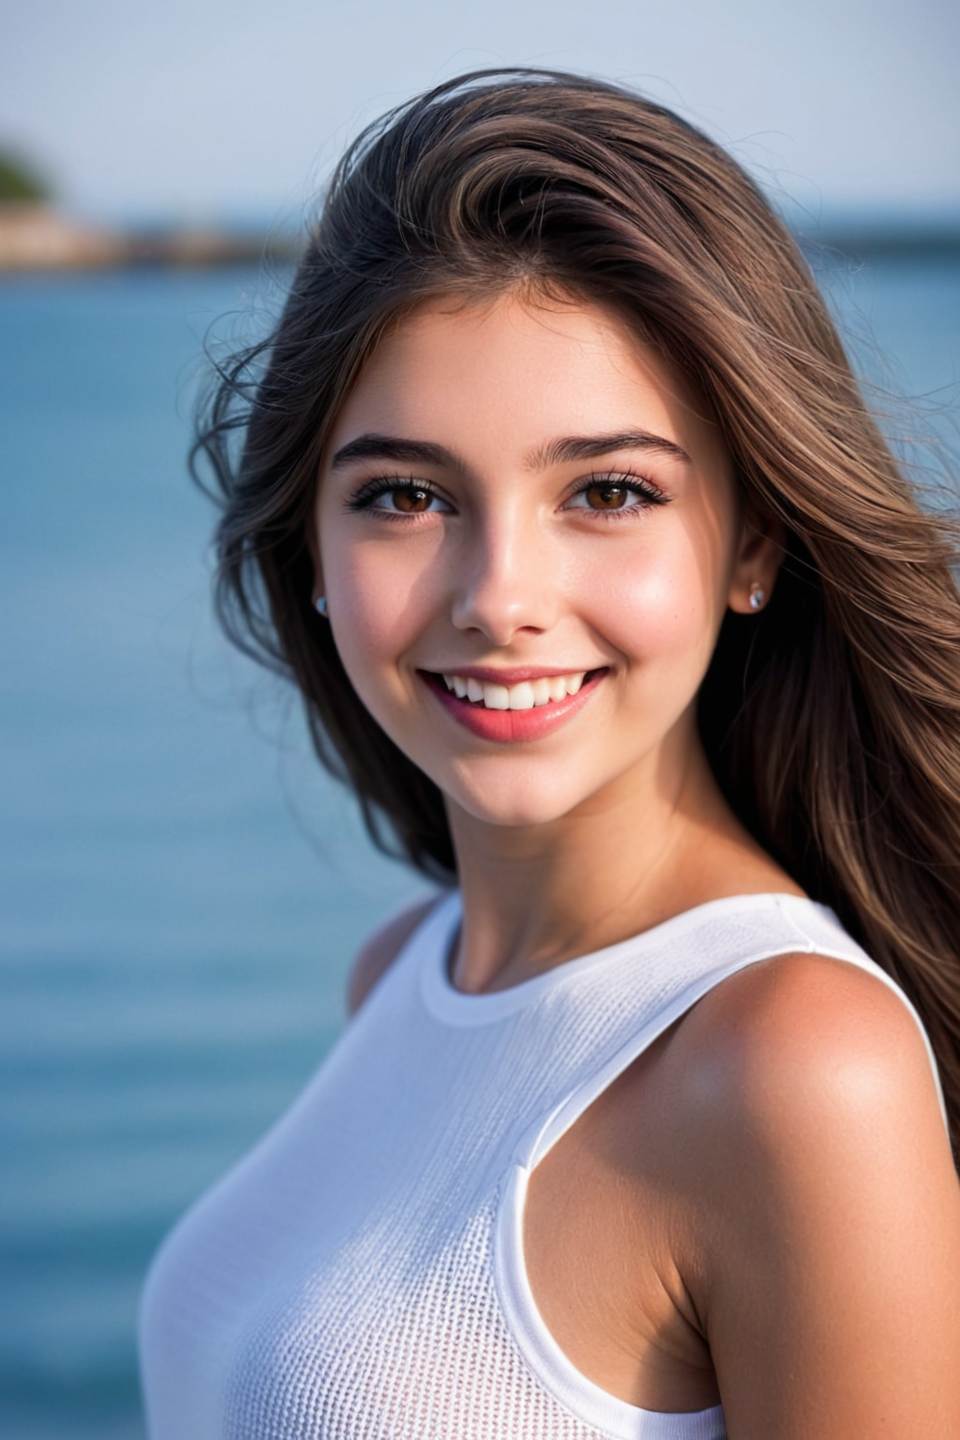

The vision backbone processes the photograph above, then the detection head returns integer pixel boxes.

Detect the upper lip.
[421,665,608,684]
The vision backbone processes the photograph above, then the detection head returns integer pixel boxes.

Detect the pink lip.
[417,667,610,744]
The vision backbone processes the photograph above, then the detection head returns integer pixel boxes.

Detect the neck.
[443,724,781,997]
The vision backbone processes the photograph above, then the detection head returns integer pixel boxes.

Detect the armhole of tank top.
[489,908,949,1440]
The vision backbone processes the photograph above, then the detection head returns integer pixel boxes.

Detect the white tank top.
[137,888,949,1440]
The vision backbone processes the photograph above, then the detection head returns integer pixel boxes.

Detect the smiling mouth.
[418,667,610,708]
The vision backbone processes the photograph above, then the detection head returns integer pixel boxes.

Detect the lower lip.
[417,669,610,743]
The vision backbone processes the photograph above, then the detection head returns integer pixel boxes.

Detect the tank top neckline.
[420,888,839,1026]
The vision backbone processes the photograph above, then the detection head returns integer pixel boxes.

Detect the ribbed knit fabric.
[137,889,949,1440]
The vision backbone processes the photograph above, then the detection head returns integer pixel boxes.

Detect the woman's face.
[313,288,779,829]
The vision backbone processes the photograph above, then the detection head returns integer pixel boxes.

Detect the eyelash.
[341,470,671,524]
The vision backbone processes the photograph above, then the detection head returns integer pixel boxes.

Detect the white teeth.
[440,670,594,710]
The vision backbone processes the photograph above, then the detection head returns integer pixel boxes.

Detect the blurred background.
[2,3,958,1437]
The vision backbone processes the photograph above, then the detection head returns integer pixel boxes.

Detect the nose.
[449,503,560,644]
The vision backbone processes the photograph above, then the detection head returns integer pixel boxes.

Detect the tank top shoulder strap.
[510,893,949,1173]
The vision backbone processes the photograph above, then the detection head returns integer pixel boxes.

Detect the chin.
[441,765,593,829]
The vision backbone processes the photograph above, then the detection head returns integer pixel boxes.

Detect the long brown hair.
[189,66,960,1166]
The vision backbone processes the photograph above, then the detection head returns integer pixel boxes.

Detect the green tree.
[0,148,52,203]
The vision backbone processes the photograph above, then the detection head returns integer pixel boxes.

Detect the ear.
[727,497,787,614]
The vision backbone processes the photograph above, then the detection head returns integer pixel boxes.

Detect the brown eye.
[343,477,454,520]
[392,486,431,513]
[584,482,630,511]
[565,472,670,521]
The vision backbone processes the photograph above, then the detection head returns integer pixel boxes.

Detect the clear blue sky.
[5,0,958,224]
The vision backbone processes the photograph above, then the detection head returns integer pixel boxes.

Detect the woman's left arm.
[678,952,960,1439]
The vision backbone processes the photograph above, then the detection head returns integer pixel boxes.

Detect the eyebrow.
[329,427,691,473]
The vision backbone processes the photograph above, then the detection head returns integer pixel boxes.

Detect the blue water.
[1,248,958,1439]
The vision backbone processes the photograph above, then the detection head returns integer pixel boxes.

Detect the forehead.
[327,289,721,463]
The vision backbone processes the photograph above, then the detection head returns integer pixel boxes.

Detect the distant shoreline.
[1,200,958,272]
[0,202,302,271]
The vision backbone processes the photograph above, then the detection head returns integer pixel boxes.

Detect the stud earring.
[313,595,328,617]
[748,582,766,611]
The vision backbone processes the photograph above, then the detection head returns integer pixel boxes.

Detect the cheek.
[592,533,717,664]
[324,546,423,704]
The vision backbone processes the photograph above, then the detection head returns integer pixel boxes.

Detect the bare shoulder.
[345,893,442,1018]
[668,950,960,1436]
[674,947,950,1124]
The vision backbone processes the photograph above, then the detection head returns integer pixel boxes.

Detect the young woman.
[138,67,960,1438]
